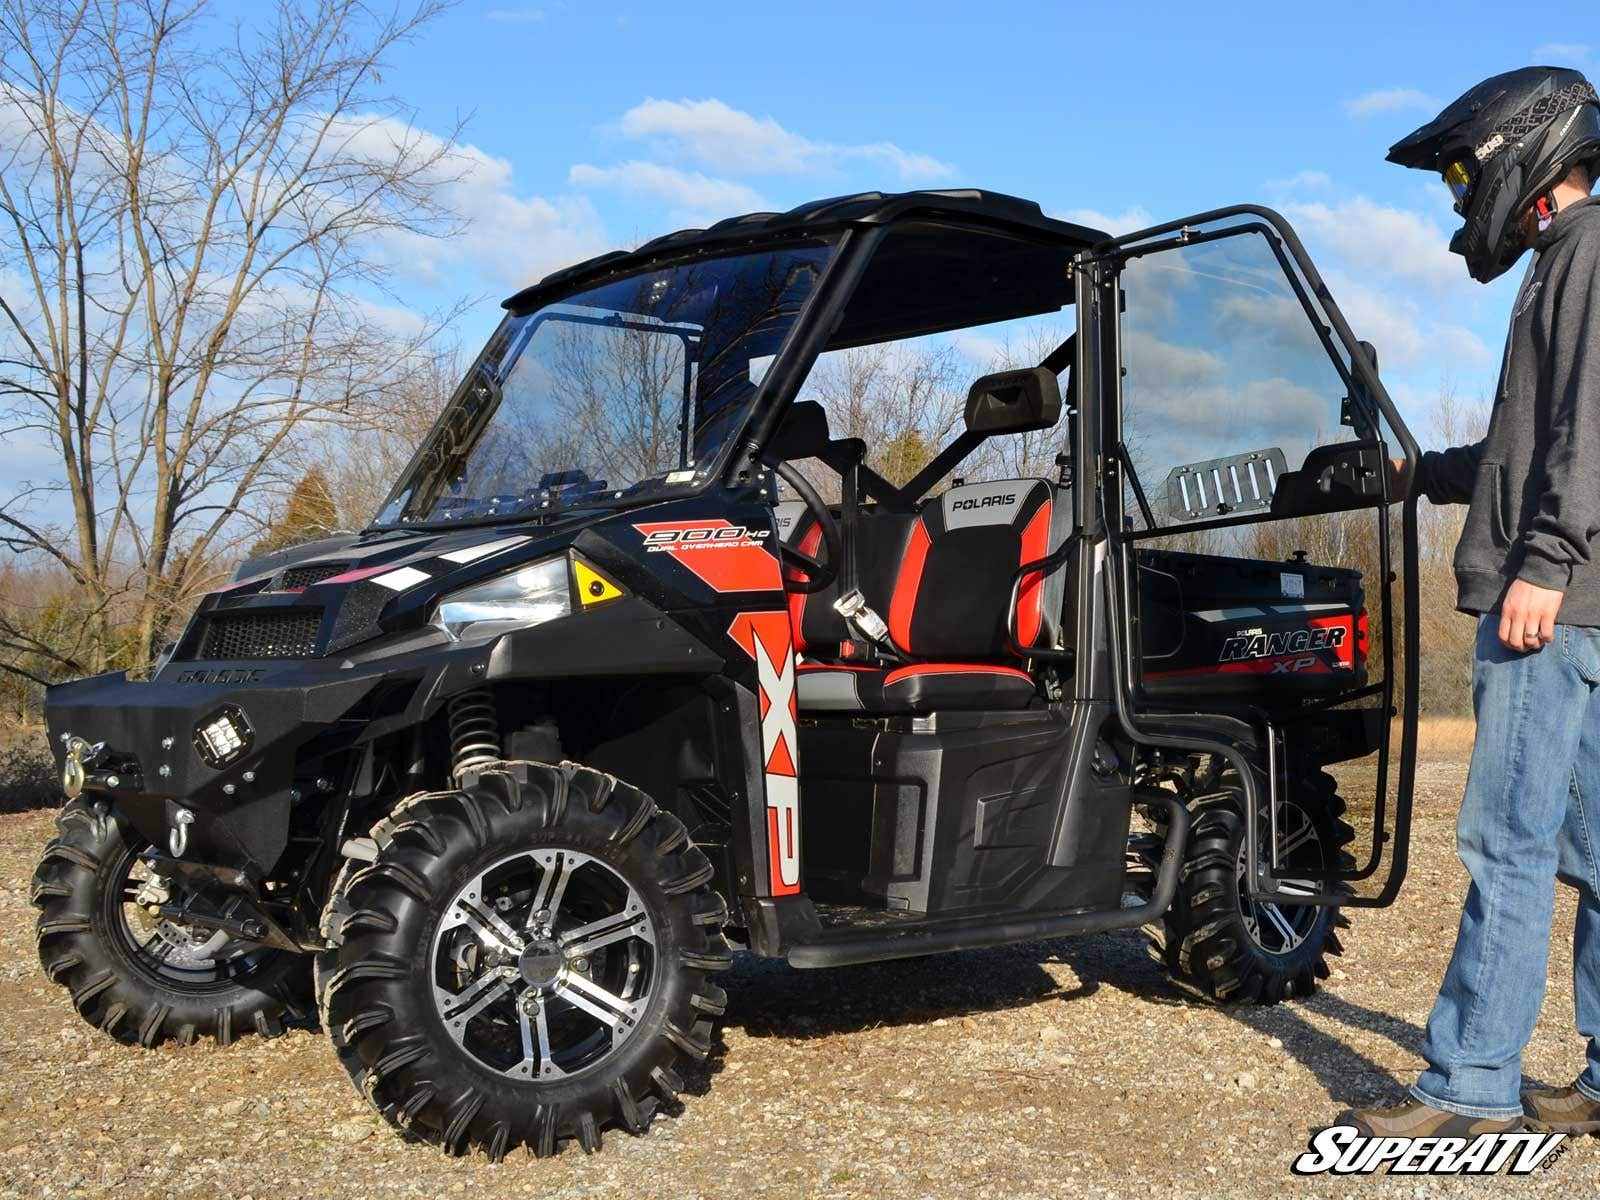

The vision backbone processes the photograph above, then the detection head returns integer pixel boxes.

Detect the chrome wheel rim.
[430,848,657,1080]
[1235,801,1325,956]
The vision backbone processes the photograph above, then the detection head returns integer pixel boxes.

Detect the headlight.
[432,557,571,641]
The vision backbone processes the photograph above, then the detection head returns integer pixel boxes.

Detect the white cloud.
[486,6,545,22]
[1122,363,1333,489]
[1344,88,1436,117]
[1432,322,1496,370]
[1267,170,1333,194]
[569,161,763,221]
[328,117,610,293]
[615,97,954,183]
[1054,206,1152,237]
[1120,329,1225,389]
[1533,43,1591,63]
[1317,269,1493,372]
[1319,275,1429,366]
[1280,197,1461,292]
[1216,293,1319,351]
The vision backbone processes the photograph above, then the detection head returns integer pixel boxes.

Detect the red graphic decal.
[1016,500,1052,647]
[318,563,394,587]
[1146,655,1339,680]
[1310,614,1358,669]
[634,520,781,593]
[727,611,801,896]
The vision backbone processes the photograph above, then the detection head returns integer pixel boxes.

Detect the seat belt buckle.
[833,589,890,644]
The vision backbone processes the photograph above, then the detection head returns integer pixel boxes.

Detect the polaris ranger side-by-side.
[34,190,1421,1159]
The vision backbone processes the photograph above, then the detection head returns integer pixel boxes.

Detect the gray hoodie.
[1417,195,1600,625]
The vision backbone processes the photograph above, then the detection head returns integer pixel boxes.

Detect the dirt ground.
[1,749,1595,1199]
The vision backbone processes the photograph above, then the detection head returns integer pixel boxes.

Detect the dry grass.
[1413,717,1477,757]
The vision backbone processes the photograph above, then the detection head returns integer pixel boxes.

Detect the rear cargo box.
[1136,548,1367,701]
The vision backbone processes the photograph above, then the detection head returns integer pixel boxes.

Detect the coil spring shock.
[447,689,501,777]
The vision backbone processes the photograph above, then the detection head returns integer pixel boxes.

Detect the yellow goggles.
[1444,160,1475,214]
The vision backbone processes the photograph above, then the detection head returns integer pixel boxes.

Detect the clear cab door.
[1089,208,1421,908]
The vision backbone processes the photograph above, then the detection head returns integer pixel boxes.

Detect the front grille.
[199,609,323,659]
[281,562,346,589]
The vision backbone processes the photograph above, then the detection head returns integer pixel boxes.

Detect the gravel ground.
[0,751,1595,1198]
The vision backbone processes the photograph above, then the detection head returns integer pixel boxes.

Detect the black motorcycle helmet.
[1388,66,1600,282]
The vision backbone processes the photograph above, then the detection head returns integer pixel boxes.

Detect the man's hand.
[1498,578,1565,652]
[1390,457,1412,498]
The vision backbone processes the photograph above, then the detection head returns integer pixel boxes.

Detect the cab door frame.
[1077,204,1422,909]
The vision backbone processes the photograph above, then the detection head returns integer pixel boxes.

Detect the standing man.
[1342,66,1600,1137]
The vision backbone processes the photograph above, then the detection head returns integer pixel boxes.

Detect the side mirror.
[964,366,1061,436]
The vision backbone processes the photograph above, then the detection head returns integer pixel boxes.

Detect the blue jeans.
[1412,616,1600,1118]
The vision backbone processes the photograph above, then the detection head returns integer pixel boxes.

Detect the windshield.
[376,240,836,526]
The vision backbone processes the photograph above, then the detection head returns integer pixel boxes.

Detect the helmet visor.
[1444,160,1476,214]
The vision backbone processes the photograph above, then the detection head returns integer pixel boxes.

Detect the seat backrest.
[888,478,1067,660]
[776,501,915,657]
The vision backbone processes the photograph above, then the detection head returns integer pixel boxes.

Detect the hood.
[176,515,602,663]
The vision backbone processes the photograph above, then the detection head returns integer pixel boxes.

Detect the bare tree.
[805,340,966,487]
[313,342,463,528]
[0,0,458,679]
[1413,384,1492,714]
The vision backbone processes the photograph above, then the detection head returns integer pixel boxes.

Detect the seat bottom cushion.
[796,662,1037,714]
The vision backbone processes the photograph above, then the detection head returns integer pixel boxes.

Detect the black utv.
[34,190,1422,1159]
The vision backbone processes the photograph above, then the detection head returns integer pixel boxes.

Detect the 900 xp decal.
[727,611,801,896]
[633,519,780,593]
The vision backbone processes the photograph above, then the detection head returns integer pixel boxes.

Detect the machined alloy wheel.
[431,848,657,1081]
[319,761,731,1159]
[1234,800,1325,957]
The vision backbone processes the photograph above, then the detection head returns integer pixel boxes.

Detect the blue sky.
[232,0,1597,443]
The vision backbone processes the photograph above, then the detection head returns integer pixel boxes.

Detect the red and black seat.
[784,479,1069,714]
[780,503,917,665]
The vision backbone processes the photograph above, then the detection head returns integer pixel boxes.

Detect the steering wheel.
[773,461,842,595]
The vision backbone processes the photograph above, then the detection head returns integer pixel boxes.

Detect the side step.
[786,791,1189,969]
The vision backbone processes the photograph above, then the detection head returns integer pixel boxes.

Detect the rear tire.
[31,797,310,1047]
[319,761,731,1159]
[1144,764,1354,1004]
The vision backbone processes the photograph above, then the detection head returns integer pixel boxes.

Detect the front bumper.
[44,629,472,872]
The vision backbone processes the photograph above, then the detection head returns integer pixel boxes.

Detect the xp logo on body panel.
[727,611,800,896]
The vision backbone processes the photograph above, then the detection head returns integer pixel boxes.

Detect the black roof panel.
[504,189,1108,313]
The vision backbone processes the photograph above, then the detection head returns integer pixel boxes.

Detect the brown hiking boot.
[1522,1085,1600,1135]
[1336,1097,1523,1137]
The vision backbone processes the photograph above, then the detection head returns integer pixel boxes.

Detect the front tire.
[1144,764,1355,1004]
[319,761,731,1159]
[31,797,310,1047]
